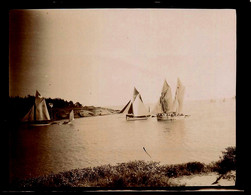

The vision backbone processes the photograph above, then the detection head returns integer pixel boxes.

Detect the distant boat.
[156,78,189,121]
[63,110,74,124]
[22,90,51,125]
[69,110,74,122]
[120,87,150,121]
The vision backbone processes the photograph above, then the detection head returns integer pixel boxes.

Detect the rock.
[78,110,94,117]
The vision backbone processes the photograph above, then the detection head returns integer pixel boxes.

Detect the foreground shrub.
[13,161,206,188]
[186,162,205,174]
[12,147,236,188]
[212,147,236,175]
[163,162,205,178]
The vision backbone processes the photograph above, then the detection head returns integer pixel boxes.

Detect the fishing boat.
[120,87,150,121]
[155,79,173,121]
[22,90,51,125]
[156,78,189,121]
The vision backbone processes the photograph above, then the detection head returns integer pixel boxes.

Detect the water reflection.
[151,120,186,164]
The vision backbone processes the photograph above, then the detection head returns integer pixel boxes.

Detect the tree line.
[9,95,83,121]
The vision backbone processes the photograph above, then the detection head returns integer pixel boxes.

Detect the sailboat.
[119,87,140,114]
[155,80,173,121]
[22,90,51,125]
[170,78,188,119]
[63,110,74,124]
[69,110,74,122]
[156,78,189,121]
[120,87,150,120]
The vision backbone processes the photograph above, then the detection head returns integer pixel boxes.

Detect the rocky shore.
[51,106,120,120]
[8,96,121,122]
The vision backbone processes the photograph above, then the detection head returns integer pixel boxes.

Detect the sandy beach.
[171,171,236,186]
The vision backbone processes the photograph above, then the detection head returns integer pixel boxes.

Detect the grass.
[12,147,236,188]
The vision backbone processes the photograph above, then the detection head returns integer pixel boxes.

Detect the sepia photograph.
[8,8,238,190]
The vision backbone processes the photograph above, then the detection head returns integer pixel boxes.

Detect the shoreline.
[8,96,121,122]
[10,159,236,188]
[49,106,120,121]
[10,147,236,188]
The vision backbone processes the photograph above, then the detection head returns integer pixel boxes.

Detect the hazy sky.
[9,9,236,107]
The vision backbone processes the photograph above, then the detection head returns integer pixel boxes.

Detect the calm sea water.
[9,99,235,181]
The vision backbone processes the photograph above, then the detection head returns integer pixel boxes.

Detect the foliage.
[10,144,235,188]
[8,95,35,121]
[8,96,83,121]
[46,97,81,108]
[13,161,208,188]
[212,147,236,174]
[161,161,205,178]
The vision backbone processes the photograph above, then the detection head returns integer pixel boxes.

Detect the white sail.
[160,80,173,113]
[22,90,50,122]
[22,105,35,121]
[35,99,51,121]
[69,110,74,121]
[172,98,179,113]
[132,94,149,116]
[172,78,185,113]
[151,99,163,115]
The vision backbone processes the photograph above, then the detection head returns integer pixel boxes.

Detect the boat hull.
[126,114,149,121]
[23,120,52,126]
[30,123,51,126]
[157,113,188,121]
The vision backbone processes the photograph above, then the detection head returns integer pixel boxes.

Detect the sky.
[9,9,236,107]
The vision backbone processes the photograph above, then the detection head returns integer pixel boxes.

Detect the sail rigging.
[120,87,145,114]
[22,90,51,122]
[121,87,149,120]
[156,78,188,121]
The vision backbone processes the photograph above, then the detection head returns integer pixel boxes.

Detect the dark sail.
[119,100,131,113]
[128,103,134,114]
